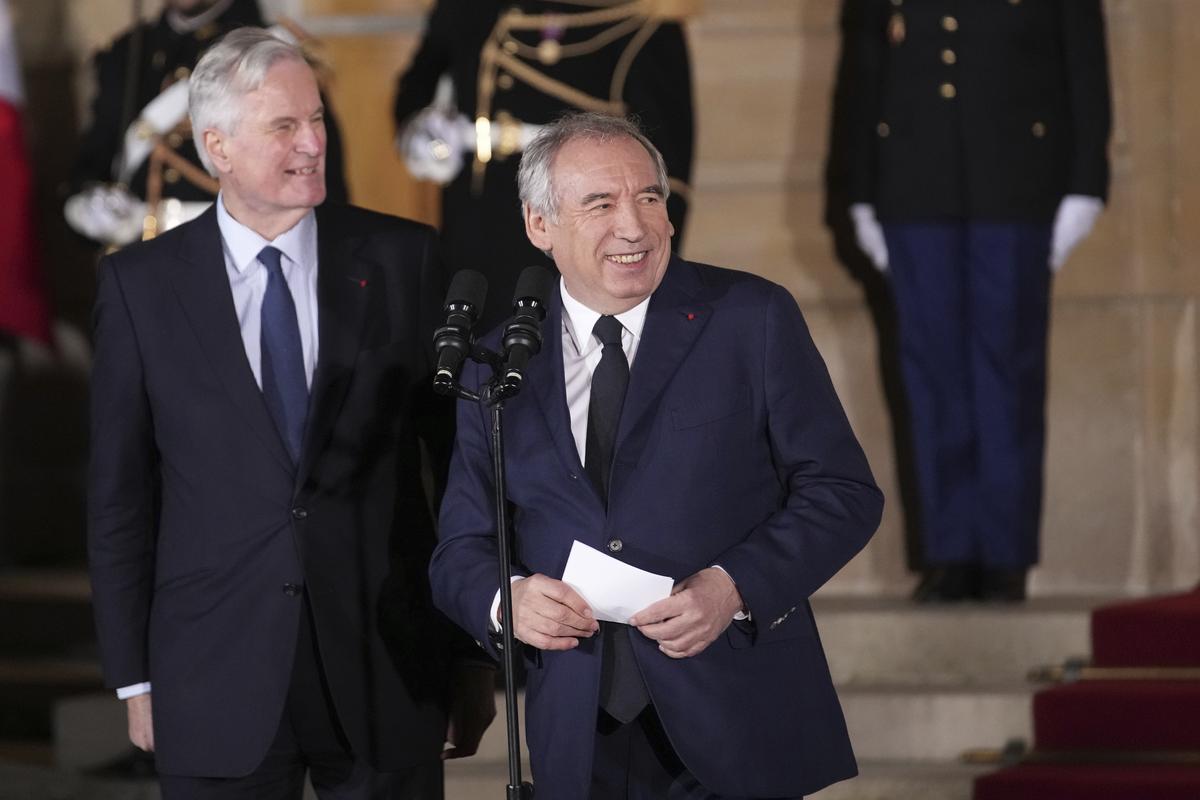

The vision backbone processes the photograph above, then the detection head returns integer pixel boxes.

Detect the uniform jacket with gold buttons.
[842,0,1111,222]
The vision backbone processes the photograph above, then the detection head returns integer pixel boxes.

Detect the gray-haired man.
[88,27,494,799]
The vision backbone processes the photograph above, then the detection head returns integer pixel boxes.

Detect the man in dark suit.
[429,113,883,798]
[840,0,1112,601]
[392,0,695,329]
[69,0,348,244]
[88,27,493,799]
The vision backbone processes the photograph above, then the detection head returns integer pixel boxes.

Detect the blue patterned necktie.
[258,246,308,465]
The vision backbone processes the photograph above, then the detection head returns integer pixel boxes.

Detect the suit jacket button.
[282,583,301,597]
[607,539,623,553]
[291,507,308,520]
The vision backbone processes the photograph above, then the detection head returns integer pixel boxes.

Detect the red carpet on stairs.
[1034,681,1200,751]
[1092,586,1200,667]
[974,589,1200,800]
[975,764,1200,800]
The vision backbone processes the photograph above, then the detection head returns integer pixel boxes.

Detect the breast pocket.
[670,384,751,430]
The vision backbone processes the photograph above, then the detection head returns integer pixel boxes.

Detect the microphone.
[433,269,487,394]
[499,266,556,395]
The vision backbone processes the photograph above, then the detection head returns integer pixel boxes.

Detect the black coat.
[72,2,349,205]
[842,0,1111,223]
[393,0,694,329]
[87,204,466,776]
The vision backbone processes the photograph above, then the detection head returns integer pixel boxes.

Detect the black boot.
[912,564,979,603]
[979,567,1028,603]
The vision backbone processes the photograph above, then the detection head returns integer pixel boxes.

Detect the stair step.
[974,763,1200,800]
[1034,681,1200,752]
[1091,588,1200,667]
[0,568,96,658]
[840,684,1032,761]
[812,597,1096,686]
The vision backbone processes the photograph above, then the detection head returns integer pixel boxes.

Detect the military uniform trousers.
[882,221,1052,570]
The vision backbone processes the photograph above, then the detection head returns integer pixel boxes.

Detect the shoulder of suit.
[318,203,437,241]
[677,258,785,302]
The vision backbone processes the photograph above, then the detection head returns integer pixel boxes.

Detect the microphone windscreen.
[445,269,488,313]
[512,265,555,305]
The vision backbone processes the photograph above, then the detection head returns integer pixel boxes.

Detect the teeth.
[608,252,646,264]
[290,167,316,175]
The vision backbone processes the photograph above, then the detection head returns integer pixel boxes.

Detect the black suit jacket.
[88,203,462,777]
[842,0,1111,222]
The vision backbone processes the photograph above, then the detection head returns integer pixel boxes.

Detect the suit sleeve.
[714,284,883,638]
[87,256,158,688]
[392,0,455,129]
[71,45,126,189]
[839,0,887,206]
[1059,0,1112,201]
[428,356,506,659]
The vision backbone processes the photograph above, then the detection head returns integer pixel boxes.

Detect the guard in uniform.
[393,0,695,329]
[69,0,348,244]
[841,0,1112,601]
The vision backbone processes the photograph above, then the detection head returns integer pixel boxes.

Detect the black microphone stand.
[437,345,534,800]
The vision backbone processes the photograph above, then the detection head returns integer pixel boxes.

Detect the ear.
[203,129,233,175]
[524,203,553,254]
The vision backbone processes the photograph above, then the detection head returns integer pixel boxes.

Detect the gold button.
[497,73,514,90]
[167,132,183,148]
[942,15,958,32]
[877,122,890,137]
[151,51,166,71]
[1032,121,1047,138]
[173,66,190,81]
[942,48,957,65]
[164,168,180,184]
[940,82,957,99]
[502,39,518,55]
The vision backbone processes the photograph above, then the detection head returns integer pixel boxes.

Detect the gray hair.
[517,112,670,221]
[189,27,310,175]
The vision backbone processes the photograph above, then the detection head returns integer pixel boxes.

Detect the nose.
[612,200,646,242]
[295,119,326,157]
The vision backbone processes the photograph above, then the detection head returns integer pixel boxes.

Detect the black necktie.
[586,315,649,723]
[258,246,308,465]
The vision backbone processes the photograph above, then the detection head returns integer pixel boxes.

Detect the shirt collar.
[559,278,651,357]
[215,192,317,275]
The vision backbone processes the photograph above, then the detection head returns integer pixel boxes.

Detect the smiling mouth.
[286,167,319,176]
[607,251,647,265]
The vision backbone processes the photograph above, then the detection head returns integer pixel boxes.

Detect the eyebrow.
[266,107,325,127]
[578,185,664,205]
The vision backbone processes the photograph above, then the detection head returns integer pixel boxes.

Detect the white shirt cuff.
[116,682,151,699]
[712,565,751,621]
[490,576,526,631]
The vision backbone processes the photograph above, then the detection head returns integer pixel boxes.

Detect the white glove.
[850,203,889,272]
[1049,194,1104,272]
[64,184,146,246]
[396,106,469,185]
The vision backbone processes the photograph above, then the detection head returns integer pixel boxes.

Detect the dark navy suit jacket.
[431,257,884,797]
[88,204,463,777]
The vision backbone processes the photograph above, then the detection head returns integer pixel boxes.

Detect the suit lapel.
[525,286,587,477]
[294,209,372,490]
[616,257,711,456]
[167,207,294,475]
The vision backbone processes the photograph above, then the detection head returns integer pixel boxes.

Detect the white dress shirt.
[117,195,322,700]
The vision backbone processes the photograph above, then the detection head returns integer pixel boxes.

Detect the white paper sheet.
[560,540,675,624]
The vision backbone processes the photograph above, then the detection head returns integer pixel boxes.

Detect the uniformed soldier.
[68,0,349,245]
[840,0,1112,602]
[393,0,695,329]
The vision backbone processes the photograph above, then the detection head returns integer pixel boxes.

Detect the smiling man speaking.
[431,113,885,799]
[87,27,496,800]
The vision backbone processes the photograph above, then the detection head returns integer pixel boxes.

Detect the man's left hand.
[442,664,497,760]
[630,567,745,659]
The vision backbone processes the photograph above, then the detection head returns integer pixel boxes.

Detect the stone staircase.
[439,595,1101,799]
